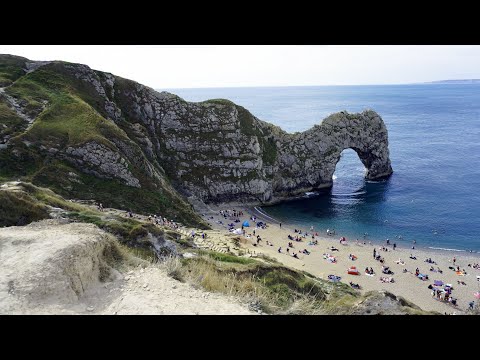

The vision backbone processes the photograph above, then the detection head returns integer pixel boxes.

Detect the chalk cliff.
[0,54,392,219]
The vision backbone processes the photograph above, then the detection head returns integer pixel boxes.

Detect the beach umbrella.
[242,221,250,227]
[474,292,480,299]
[434,280,444,286]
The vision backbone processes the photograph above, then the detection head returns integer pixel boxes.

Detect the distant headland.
[426,79,480,84]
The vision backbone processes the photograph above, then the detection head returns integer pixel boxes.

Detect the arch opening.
[330,149,368,205]
[332,148,367,183]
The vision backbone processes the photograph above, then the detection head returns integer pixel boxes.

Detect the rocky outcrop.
[274,110,393,198]
[65,142,141,188]
[103,85,393,203]
[0,55,393,207]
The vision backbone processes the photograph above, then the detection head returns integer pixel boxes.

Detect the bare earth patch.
[0,220,253,315]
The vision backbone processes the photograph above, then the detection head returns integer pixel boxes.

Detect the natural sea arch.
[273,110,393,200]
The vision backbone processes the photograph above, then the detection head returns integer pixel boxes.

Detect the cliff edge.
[0,54,392,211]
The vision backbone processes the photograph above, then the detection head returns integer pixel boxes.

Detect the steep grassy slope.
[0,55,27,86]
[0,56,207,228]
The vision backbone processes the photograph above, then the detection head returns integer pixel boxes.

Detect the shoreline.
[201,204,480,314]
[249,205,480,257]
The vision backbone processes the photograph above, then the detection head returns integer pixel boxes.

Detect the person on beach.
[373,248,376,259]
[393,243,396,250]
[278,247,282,253]
[279,222,282,228]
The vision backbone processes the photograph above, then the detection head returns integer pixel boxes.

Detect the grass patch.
[0,181,165,254]
[100,239,150,278]
[207,252,256,264]
[30,161,208,229]
[201,98,235,106]
[0,55,27,87]
[0,190,50,226]
[65,210,162,247]
[237,105,277,165]
[0,101,28,140]
[171,252,344,314]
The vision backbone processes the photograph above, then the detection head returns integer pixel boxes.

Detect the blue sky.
[1,45,479,88]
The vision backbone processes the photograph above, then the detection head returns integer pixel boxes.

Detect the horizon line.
[161,80,478,90]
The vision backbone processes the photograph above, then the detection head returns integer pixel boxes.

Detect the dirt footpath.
[0,220,253,315]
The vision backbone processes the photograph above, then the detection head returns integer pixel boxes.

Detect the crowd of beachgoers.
[203,206,480,314]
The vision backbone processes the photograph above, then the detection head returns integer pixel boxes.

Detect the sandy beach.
[197,204,480,314]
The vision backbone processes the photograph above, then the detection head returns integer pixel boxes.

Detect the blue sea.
[166,85,480,252]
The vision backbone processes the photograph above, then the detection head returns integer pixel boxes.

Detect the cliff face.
[0,55,392,212]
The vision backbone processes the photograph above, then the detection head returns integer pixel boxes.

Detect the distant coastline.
[425,79,480,84]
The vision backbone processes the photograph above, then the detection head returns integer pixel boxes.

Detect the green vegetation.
[0,189,50,226]
[0,182,168,258]
[26,93,127,148]
[164,249,360,314]
[29,161,207,228]
[201,98,235,106]
[237,105,278,165]
[0,55,26,87]
[65,210,161,247]
[6,65,127,148]
[262,136,277,165]
[0,101,27,140]
[237,105,257,136]
[207,251,256,264]
[0,59,207,229]
[163,247,434,314]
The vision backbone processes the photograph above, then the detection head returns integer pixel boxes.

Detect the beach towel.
[327,275,341,282]
[456,271,465,276]
[348,267,360,275]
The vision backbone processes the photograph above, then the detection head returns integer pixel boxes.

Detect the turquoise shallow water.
[167,85,480,252]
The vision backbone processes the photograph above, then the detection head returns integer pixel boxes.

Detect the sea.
[166,85,480,253]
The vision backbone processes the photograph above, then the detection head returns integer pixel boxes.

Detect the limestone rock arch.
[274,110,393,198]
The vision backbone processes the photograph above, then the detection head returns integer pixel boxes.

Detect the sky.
[1,45,479,89]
